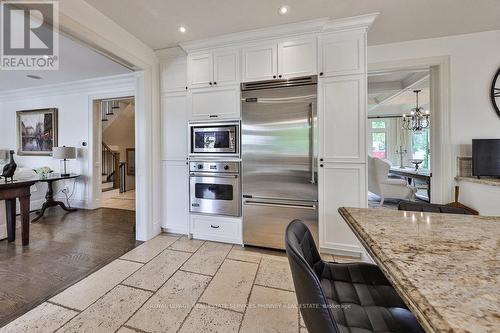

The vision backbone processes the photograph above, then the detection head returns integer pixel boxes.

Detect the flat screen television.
[472,139,500,177]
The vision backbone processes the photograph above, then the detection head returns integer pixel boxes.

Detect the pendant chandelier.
[402,90,430,131]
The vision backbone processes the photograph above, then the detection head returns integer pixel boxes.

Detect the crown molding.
[155,46,187,60]
[0,73,135,101]
[179,13,379,52]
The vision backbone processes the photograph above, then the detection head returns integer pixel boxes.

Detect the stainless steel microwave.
[189,121,239,156]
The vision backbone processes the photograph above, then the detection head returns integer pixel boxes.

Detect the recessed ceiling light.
[26,75,42,80]
[178,26,187,33]
[279,5,289,15]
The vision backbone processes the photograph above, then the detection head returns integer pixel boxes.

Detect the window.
[411,129,430,170]
[368,119,388,159]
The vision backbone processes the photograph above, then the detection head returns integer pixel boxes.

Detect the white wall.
[0,74,135,208]
[369,30,500,214]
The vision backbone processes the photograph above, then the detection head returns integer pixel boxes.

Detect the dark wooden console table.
[390,167,432,202]
[0,179,38,245]
[32,174,80,223]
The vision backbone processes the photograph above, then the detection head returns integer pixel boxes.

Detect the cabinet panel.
[161,92,187,160]
[188,52,212,88]
[188,85,240,120]
[319,31,366,77]
[160,56,187,92]
[162,161,189,234]
[319,75,366,163]
[190,214,242,244]
[242,43,278,82]
[278,37,317,78]
[213,48,240,86]
[318,163,366,253]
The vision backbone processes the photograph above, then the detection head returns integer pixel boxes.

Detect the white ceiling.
[0,33,131,91]
[369,70,430,116]
[84,0,500,50]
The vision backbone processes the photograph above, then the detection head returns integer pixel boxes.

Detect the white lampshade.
[52,146,76,160]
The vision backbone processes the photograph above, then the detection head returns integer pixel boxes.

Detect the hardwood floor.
[0,207,139,327]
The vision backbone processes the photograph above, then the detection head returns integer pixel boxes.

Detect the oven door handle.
[190,172,238,179]
[243,200,317,210]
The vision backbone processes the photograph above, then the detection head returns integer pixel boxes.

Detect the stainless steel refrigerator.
[241,76,318,250]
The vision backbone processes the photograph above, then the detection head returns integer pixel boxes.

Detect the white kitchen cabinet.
[190,214,242,245]
[318,74,366,163]
[213,48,240,86]
[160,56,187,92]
[242,43,278,82]
[162,160,189,234]
[318,163,366,253]
[187,51,212,88]
[188,85,240,120]
[278,37,317,79]
[318,31,366,77]
[161,92,188,160]
[188,48,239,88]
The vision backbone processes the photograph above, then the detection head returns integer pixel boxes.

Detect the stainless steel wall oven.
[189,161,241,217]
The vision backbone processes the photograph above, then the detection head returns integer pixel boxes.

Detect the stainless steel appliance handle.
[190,172,238,179]
[308,102,315,184]
[244,200,317,210]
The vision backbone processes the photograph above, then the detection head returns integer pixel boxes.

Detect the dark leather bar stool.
[398,201,473,214]
[285,220,424,333]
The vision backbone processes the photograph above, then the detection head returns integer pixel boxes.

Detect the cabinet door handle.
[185,86,188,90]
[319,72,324,76]
[320,164,324,168]
[320,158,324,162]
[210,225,220,229]
[209,115,218,118]
[209,82,212,85]
[273,75,277,79]
[213,82,217,85]
[278,74,282,78]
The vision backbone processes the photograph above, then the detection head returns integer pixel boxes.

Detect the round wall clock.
[491,68,500,118]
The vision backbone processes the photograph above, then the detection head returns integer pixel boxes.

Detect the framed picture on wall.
[126,148,135,176]
[16,108,58,156]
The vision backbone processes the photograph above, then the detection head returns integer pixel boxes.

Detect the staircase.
[102,142,120,192]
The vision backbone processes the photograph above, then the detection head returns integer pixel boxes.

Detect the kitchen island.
[338,207,499,333]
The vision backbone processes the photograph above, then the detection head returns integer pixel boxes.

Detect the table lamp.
[52,146,76,177]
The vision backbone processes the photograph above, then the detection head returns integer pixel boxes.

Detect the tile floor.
[1,233,355,333]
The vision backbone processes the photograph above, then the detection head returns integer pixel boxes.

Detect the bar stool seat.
[285,219,424,333]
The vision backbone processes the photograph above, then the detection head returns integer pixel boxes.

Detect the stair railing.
[102,142,120,190]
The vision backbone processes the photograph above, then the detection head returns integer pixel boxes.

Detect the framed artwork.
[17,108,58,156]
[126,148,135,176]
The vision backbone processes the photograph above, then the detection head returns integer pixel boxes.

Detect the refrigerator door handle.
[243,200,317,210]
[308,102,315,185]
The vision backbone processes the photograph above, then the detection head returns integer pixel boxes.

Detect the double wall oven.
[189,121,241,217]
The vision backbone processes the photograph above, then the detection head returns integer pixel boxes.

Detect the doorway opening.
[95,97,136,211]
[367,68,433,208]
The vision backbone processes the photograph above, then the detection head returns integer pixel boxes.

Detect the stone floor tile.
[240,285,298,333]
[126,270,210,333]
[168,236,205,253]
[226,245,286,264]
[58,285,151,333]
[120,234,180,263]
[122,249,191,291]
[50,259,142,311]
[200,259,258,311]
[0,302,78,333]
[116,327,137,333]
[179,304,242,333]
[255,256,295,291]
[181,241,232,276]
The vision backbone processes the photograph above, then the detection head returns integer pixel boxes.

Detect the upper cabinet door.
[188,85,241,120]
[161,92,188,160]
[213,48,240,86]
[188,51,213,88]
[242,43,278,82]
[278,37,317,79]
[318,31,366,77]
[318,75,366,163]
[160,56,187,92]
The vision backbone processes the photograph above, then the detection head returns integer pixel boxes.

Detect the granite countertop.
[456,176,500,187]
[339,207,499,333]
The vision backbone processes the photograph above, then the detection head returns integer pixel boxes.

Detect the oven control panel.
[189,161,240,173]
